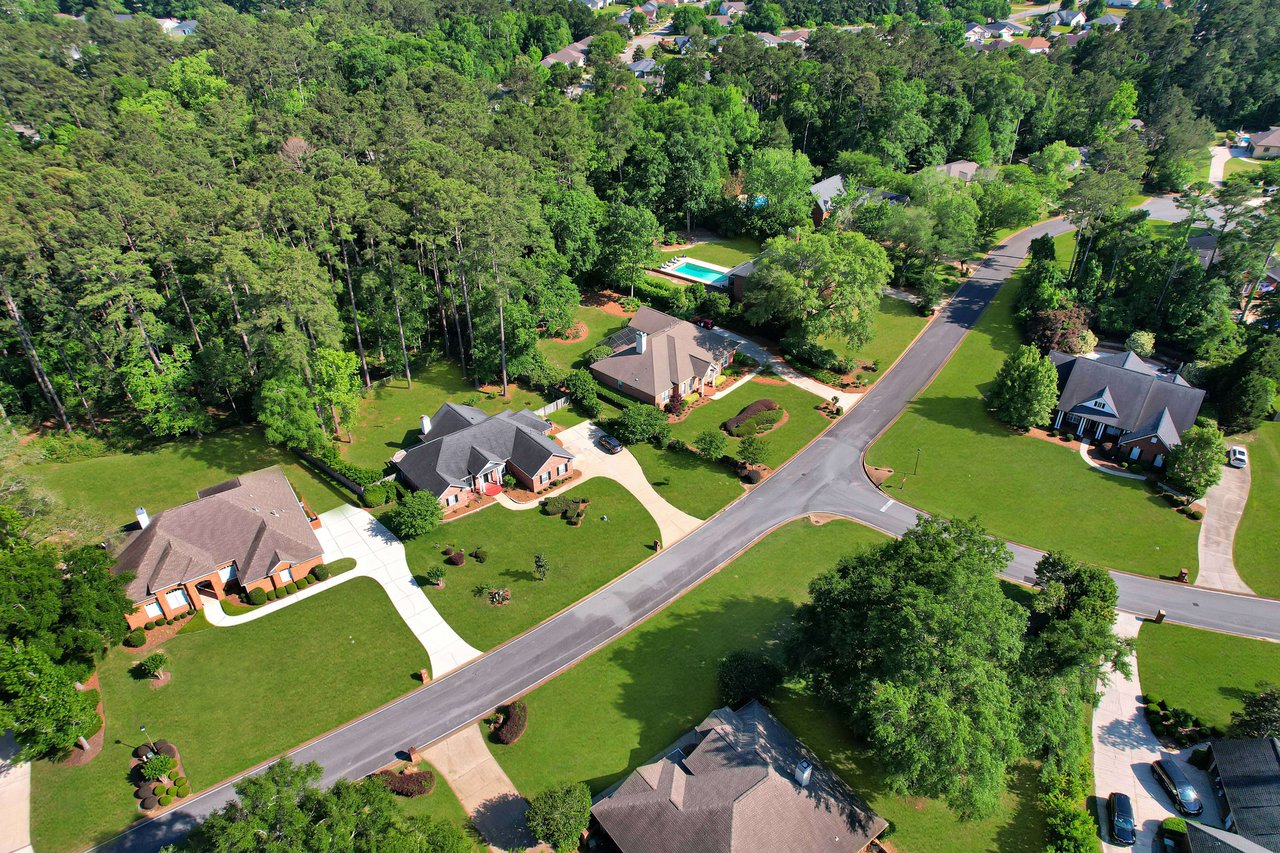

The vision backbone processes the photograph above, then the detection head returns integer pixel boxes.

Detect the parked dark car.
[1152,757,1203,816]
[691,316,715,329]
[598,434,623,454]
[1108,792,1136,846]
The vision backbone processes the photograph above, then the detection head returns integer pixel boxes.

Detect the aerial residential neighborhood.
[0,0,1278,852]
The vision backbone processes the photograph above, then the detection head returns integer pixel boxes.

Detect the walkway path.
[1195,463,1254,594]
[1078,438,1146,480]
[0,733,33,853]
[1092,615,1223,852]
[714,329,862,409]
[202,506,482,677]
[420,727,541,853]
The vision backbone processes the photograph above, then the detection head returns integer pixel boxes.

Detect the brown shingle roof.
[592,701,886,853]
[114,467,322,600]
[591,307,737,400]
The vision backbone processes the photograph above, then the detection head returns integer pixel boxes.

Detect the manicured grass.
[658,236,760,269]
[866,268,1201,579]
[1233,422,1280,597]
[1136,621,1280,729]
[30,578,428,853]
[407,478,658,650]
[1223,157,1262,178]
[341,360,566,469]
[393,762,484,851]
[488,518,1048,851]
[1149,219,1211,242]
[537,305,629,373]
[26,428,351,538]
[629,378,830,518]
[819,295,930,373]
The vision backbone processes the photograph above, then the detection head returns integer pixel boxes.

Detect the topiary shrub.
[723,399,779,434]
[144,621,155,631]
[124,628,146,648]
[176,786,190,798]
[175,776,187,787]
[158,795,173,807]
[471,549,488,563]
[495,701,527,744]
[448,550,466,566]
[151,783,166,796]
[266,589,278,601]
[296,576,310,588]
[140,796,159,811]
[248,588,268,606]
[285,582,298,594]
[312,564,330,581]
[744,469,762,484]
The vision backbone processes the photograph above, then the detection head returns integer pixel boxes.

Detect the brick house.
[1049,350,1205,467]
[114,467,324,629]
[391,404,574,509]
[589,307,738,407]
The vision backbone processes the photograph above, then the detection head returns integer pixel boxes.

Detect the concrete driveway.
[1196,462,1253,594]
[0,733,32,853]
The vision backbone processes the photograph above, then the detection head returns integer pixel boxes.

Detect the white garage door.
[277,568,293,584]
[165,588,191,610]
[144,601,163,619]
[218,564,237,583]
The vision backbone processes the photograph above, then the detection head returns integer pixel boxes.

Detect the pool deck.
[652,257,733,287]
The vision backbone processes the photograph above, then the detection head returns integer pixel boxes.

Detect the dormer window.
[1093,401,1106,409]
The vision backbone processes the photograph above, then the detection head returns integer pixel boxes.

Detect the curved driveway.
[99,215,1280,852]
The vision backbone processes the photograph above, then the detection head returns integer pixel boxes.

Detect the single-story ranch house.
[114,467,324,629]
[391,404,573,509]
[590,307,738,407]
[1248,127,1280,160]
[1049,350,1205,467]
[591,700,887,853]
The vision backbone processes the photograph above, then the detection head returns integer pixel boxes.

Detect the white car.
[1228,446,1248,468]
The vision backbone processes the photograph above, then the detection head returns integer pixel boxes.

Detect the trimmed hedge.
[312,564,331,581]
[495,701,528,745]
[595,382,637,412]
[297,575,310,588]
[140,796,159,811]
[724,399,778,433]
[728,408,783,437]
[360,481,396,508]
[124,628,146,648]
[285,582,298,594]
[376,769,435,797]
[248,588,267,605]
[310,445,386,486]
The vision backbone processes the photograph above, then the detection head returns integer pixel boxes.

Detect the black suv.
[1152,757,1203,816]
[1107,792,1136,846]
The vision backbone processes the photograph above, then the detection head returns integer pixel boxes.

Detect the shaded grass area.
[537,305,629,373]
[1136,621,1280,729]
[341,360,566,470]
[1223,157,1262,178]
[26,427,351,537]
[1234,422,1280,597]
[819,295,929,374]
[30,578,428,853]
[489,518,1049,851]
[867,268,1200,579]
[629,378,829,518]
[407,478,658,651]
[658,236,760,268]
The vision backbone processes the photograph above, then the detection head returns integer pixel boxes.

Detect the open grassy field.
[487,517,1049,852]
[819,295,930,374]
[537,304,629,373]
[1136,621,1280,729]
[1233,422,1280,597]
[406,478,658,650]
[867,269,1200,579]
[340,360,568,470]
[30,578,427,853]
[25,427,351,537]
[658,236,760,269]
[628,378,829,518]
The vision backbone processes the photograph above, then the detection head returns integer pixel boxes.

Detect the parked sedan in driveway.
[1108,792,1137,846]
[598,434,623,454]
[1228,446,1248,468]
[1152,757,1203,816]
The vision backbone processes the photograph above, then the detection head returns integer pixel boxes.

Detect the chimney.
[794,759,813,788]
[420,414,431,436]
[136,507,151,530]
[636,331,648,354]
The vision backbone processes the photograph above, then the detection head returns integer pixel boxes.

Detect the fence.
[534,395,570,418]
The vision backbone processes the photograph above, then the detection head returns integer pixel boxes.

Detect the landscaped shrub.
[495,701,528,744]
[525,782,592,853]
[269,589,282,600]
[248,588,268,606]
[124,629,146,648]
[140,796,159,811]
[723,399,779,434]
[144,621,155,630]
[158,795,173,807]
[312,564,330,581]
[447,550,466,566]
[471,549,488,563]
[1189,510,1204,520]
[744,469,762,484]
[285,582,298,594]
[139,653,167,679]
[385,490,445,540]
[306,445,387,487]
[175,776,187,787]
[728,407,783,437]
[376,769,435,797]
[360,482,394,508]
[176,786,190,798]
[1189,747,1212,769]
[296,576,310,588]
[422,566,446,586]
[780,337,851,374]
[151,783,166,796]
[1162,817,1187,835]
[139,752,176,781]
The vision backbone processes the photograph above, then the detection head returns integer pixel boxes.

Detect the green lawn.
[488,518,1049,851]
[629,378,830,518]
[393,762,484,851]
[866,268,1201,579]
[26,427,351,538]
[658,236,760,269]
[1233,422,1280,597]
[1149,219,1212,242]
[1136,621,1280,729]
[537,305,629,373]
[1223,157,1262,178]
[819,295,930,373]
[341,360,568,469]
[407,478,659,650]
[30,578,428,853]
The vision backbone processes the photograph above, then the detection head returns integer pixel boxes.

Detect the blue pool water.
[672,261,728,284]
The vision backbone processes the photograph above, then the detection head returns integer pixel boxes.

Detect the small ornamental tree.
[533,553,549,582]
[1124,330,1155,357]
[525,782,592,853]
[692,429,728,459]
[1164,425,1226,499]
[140,751,177,781]
[140,653,167,679]
[611,404,671,445]
[737,434,768,470]
[1230,684,1280,739]
[386,491,444,540]
[987,346,1059,429]
[563,369,600,418]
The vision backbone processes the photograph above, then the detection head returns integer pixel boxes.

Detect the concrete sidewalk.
[1196,462,1254,594]
[0,733,33,853]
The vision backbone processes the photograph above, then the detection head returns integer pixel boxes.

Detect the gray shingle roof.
[592,701,886,853]
[1213,739,1280,850]
[1188,823,1278,853]
[392,404,571,496]
[114,467,322,600]
[935,160,980,181]
[1252,127,1280,147]
[1050,351,1204,444]
[810,174,847,214]
[591,308,737,400]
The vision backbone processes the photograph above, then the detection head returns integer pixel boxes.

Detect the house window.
[556,462,569,476]
[539,471,551,484]
[445,494,459,507]
[278,568,293,584]
[722,354,731,366]
[1151,437,1158,444]
[1092,401,1106,409]
[661,390,670,403]
[164,588,190,610]
[144,600,163,619]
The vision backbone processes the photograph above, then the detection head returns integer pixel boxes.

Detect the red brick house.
[589,307,738,406]
[114,467,324,629]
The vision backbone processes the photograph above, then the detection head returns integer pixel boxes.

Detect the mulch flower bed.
[504,469,583,504]
[63,672,105,767]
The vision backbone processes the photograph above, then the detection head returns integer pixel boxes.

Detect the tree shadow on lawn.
[896,396,1009,440]
[386,427,420,452]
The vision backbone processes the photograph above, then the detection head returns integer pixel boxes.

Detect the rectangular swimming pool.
[671,261,729,285]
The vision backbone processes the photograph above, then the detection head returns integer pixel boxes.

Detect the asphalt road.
[99,214,1280,852]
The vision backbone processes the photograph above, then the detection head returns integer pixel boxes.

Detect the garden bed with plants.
[1141,697,1221,747]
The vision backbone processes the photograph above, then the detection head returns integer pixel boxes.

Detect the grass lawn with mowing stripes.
[1232,421,1280,598]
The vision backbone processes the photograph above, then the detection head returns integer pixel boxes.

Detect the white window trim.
[278,568,293,584]
[445,493,459,507]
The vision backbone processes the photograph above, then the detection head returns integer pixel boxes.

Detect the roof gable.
[1054,351,1204,441]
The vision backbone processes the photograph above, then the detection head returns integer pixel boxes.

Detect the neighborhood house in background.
[113,467,324,629]
[1248,128,1280,159]
[1049,350,1205,467]
[391,404,574,508]
[591,700,887,853]
[590,307,739,407]
[807,173,909,229]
